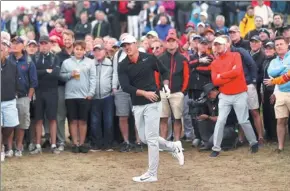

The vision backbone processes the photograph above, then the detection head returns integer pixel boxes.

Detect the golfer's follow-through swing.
[117,34,184,183]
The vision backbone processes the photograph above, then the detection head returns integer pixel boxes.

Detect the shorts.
[247,84,259,110]
[114,90,132,117]
[160,91,184,119]
[119,13,127,22]
[274,91,290,119]
[1,99,19,127]
[34,89,58,120]
[65,99,91,121]
[16,97,31,129]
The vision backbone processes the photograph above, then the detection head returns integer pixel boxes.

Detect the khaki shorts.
[16,97,31,129]
[160,91,184,119]
[274,91,290,119]
[247,84,259,110]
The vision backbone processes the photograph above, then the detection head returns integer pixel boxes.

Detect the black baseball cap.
[39,35,50,43]
[250,35,261,42]
[203,83,216,95]
[259,28,270,38]
[11,36,24,44]
[215,30,225,36]
[199,37,209,44]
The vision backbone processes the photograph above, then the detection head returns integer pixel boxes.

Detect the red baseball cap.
[166,34,178,41]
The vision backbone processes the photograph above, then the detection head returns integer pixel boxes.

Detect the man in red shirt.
[210,37,258,157]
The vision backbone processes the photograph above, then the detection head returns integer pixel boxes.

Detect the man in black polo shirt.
[118,34,184,182]
[30,36,60,155]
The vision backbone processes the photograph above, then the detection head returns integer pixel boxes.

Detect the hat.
[199,37,209,44]
[264,41,275,49]
[27,40,37,46]
[168,28,177,36]
[140,36,146,42]
[93,43,105,50]
[204,28,215,35]
[192,7,201,15]
[282,25,290,32]
[146,31,158,38]
[11,36,24,44]
[197,22,205,28]
[120,34,137,46]
[2,39,11,47]
[113,41,120,48]
[229,26,240,33]
[192,35,202,40]
[166,34,178,41]
[39,35,50,43]
[259,28,270,38]
[250,35,261,42]
[200,11,208,19]
[186,22,195,29]
[213,37,226,45]
[215,29,225,36]
[203,83,216,95]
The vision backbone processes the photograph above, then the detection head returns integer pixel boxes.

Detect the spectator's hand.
[86,96,93,100]
[143,91,159,102]
[261,94,264,104]
[199,56,211,64]
[46,69,53,73]
[162,84,171,98]
[112,88,117,95]
[263,78,274,86]
[270,94,276,105]
[217,74,221,79]
[198,114,209,120]
[232,65,236,70]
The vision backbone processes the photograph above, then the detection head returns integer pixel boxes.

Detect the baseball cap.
[250,35,261,42]
[11,36,24,44]
[197,22,205,28]
[166,34,178,41]
[213,37,227,45]
[113,41,121,48]
[259,28,270,37]
[199,37,209,44]
[120,34,137,46]
[203,83,216,96]
[39,35,50,43]
[27,40,38,46]
[215,30,225,36]
[229,26,240,33]
[146,31,159,38]
[264,41,275,49]
[93,43,105,50]
[192,35,202,40]
[200,11,208,19]
[204,28,215,35]
[2,39,11,47]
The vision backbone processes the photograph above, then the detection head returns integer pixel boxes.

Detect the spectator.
[271,1,288,23]
[139,36,150,52]
[49,19,65,48]
[176,1,193,34]
[5,10,19,37]
[17,15,34,36]
[196,22,206,36]
[102,1,119,39]
[74,11,92,40]
[26,31,36,41]
[244,16,264,40]
[81,1,95,23]
[206,1,223,24]
[229,25,250,50]
[49,36,62,54]
[254,0,273,27]
[26,40,38,56]
[199,12,209,26]
[118,1,129,35]
[154,15,172,41]
[189,35,201,56]
[145,1,159,33]
[127,1,142,38]
[151,39,164,57]
[204,28,216,51]
[8,36,38,158]
[92,11,112,38]
[62,2,76,29]
[239,6,255,38]
[139,3,149,37]
[84,34,94,58]
[225,2,237,26]
[272,13,285,37]
[90,43,114,151]
[282,26,290,47]
[267,37,290,153]
[161,0,176,18]
[268,28,276,41]
[236,2,252,25]
[258,28,270,45]
[214,15,228,35]
[30,36,60,155]
[189,7,201,28]
[59,40,97,153]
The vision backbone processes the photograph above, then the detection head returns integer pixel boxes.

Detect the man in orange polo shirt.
[210,37,258,157]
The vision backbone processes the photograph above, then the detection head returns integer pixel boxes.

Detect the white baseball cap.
[120,34,137,47]
[197,22,205,28]
[213,37,227,45]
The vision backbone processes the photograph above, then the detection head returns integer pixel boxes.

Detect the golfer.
[118,34,184,183]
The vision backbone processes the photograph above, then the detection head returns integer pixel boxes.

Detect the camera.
[188,95,207,118]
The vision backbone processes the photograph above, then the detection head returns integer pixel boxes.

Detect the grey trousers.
[56,86,66,144]
[132,102,175,176]
[183,95,194,139]
[212,92,257,152]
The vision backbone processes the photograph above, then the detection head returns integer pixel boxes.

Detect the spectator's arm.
[181,60,190,93]
[211,65,233,86]
[28,63,38,100]
[88,61,97,97]
[59,60,72,82]
[48,56,60,78]
[220,53,243,79]
[267,60,285,77]
[271,70,290,85]
[112,51,119,89]
[239,17,247,38]
[243,50,257,84]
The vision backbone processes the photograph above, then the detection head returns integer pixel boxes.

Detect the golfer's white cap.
[213,37,227,45]
[120,34,137,47]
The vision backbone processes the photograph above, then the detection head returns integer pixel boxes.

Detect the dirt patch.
[2,142,290,191]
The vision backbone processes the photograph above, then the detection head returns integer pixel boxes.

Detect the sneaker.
[30,147,42,155]
[5,150,14,158]
[134,142,143,153]
[274,148,283,154]
[58,145,65,152]
[79,145,89,153]
[132,172,158,183]
[210,151,220,157]
[41,140,51,148]
[14,150,23,157]
[71,145,80,153]
[192,138,201,147]
[250,143,259,154]
[119,142,131,152]
[28,143,35,152]
[172,141,184,166]
[1,152,4,162]
[106,148,114,152]
[51,147,60,154]
[90,145,102,152]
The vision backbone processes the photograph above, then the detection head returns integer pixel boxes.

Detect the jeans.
[90,96,114,147]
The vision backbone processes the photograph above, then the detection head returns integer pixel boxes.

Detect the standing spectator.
[49,19,65,48]
[92,11,112,38]
[254,0,273,27]
[26,40,38,56]
[176,1,193,34]
[244,16,264,40]
[272,14,285,37]
[236,2,252,25]
[81,1,96,23]
[267,37,290,153]
[225,2,237,26]
[139,3,149,37]
[5,10,18,37]
[153,5,173,28]
[17,15,34,36]
[60,40,97,153]
[206,1,223,25]
[214,15,228,35]
[154,15,172,41]
[271,1,288,24]
[1,40,19,162]
[158,34,189,141]
[145,1,159,33]
[90,44,114,151]
[210,37,258,157]
[189,8,201,28]
[62,3,76,30]
[30,36,60,155]
[74,11,92,40]
[102,1,119,39]
[229,25,250,50]
[56,30,75,150]
[161,0,176,18]
[196,22,206,36]
[118,0,128,35]
[239,6,255,38]
[127,1,142,38]
[8,37,38,157]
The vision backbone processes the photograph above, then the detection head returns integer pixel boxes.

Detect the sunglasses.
[151,46,160,51]
[229,31,238,34]
[40,41,49,45]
